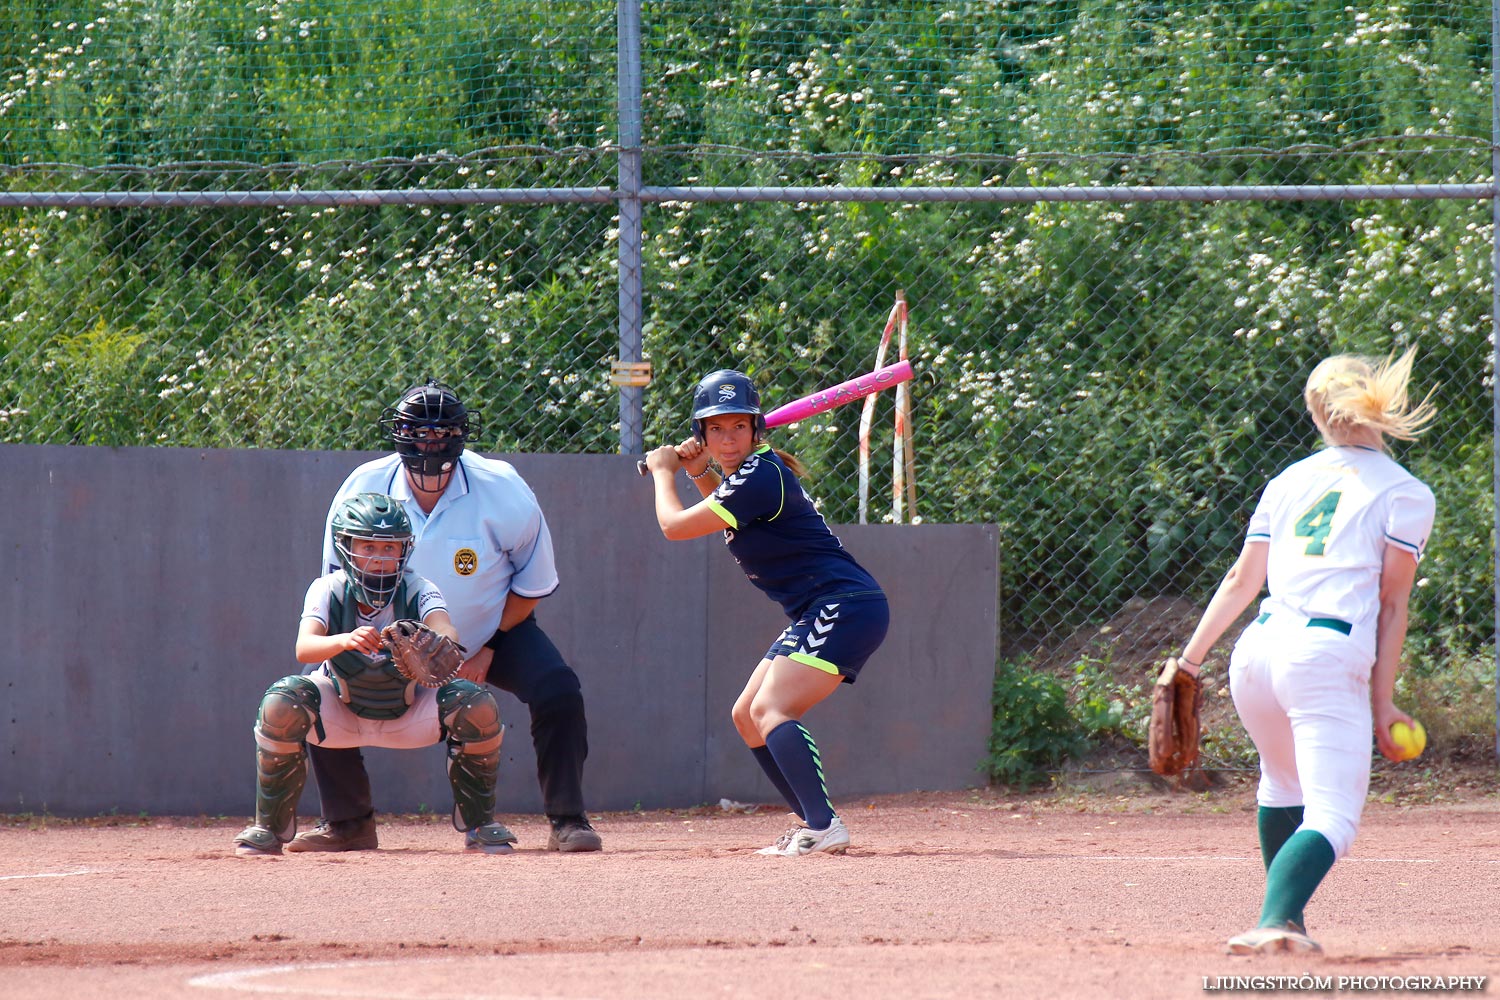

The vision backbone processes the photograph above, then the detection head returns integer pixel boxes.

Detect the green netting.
[0,1,1487,167]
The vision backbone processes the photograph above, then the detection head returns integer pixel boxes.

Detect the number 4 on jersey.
[1294,491,1342,556]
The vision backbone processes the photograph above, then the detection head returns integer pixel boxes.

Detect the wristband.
[687,467,713,481]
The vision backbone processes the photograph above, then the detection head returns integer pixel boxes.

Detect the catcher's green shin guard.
[254,749,308,841]
[439,680,504,831]
[252,676,321,842]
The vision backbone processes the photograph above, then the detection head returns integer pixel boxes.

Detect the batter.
[644,369,889,856]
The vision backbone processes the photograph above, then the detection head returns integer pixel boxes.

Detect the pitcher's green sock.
[1259,829,1335,930]
[1257,806,1308,927]
[1258,806,1304,864]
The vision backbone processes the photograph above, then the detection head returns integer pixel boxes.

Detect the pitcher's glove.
[1148,658,1203,777]
[381,620,467,688]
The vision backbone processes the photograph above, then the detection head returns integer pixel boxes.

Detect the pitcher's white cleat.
[1227,923,1322,955]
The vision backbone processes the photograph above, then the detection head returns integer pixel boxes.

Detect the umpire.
[291,379,601,853]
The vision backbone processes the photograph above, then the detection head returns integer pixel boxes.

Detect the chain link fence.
[0,1,1492,670]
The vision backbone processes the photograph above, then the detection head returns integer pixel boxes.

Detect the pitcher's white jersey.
[1247,445,1434,630]
[322,452,560,653]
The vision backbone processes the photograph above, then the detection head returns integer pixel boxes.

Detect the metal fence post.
[1491,0,1499,760]
[616,0,645,456]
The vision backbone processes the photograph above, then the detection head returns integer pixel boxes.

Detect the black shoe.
[546,814,603,853]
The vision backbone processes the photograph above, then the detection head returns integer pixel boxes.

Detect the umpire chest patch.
[454,547,479,576]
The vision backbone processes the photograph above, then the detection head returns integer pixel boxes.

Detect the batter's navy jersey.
[706,446,882,616]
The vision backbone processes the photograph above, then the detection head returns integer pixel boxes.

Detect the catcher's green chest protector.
[327,582,420,720]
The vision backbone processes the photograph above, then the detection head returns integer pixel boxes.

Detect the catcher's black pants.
[306,613,590,822]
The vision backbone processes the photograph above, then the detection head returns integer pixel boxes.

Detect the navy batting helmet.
[691,369,766,443]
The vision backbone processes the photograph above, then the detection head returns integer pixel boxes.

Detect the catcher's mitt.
[381,619,467,688]
[1148,658,1203,777]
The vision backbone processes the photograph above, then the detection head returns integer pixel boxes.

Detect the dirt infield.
[3,786,1497,999]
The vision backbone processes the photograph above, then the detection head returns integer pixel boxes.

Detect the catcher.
[233,492,515,856]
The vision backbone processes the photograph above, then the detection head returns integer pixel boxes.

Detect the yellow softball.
[1389,719,1426,761]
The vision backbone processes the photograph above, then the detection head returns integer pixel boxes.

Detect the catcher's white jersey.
[1247,445,1435,630]
[323,452,560,653]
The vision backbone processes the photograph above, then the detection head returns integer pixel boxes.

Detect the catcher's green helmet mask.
[331,492,414,610]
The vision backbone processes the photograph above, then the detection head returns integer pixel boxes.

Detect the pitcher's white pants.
[1229,614,1376,859]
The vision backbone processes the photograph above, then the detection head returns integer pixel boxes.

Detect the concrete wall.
[0,444,998,817]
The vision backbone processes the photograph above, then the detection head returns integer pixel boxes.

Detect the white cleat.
[758,815,849,856]
[1227,923,1322,955]
[755,819,807,855]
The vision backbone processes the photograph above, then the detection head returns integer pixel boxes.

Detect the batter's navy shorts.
[765,591,889,684]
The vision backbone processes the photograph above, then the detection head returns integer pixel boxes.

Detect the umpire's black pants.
[306,613,590,822]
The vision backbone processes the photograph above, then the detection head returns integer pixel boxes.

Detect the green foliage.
[1067,654,1147,741]
[985,660,1084,788]
[0,0,1485,164]
[1397,648,1497,748]
[1199,720,1260,770]
[0,0,617,165]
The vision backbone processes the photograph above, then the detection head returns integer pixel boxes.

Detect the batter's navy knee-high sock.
[750,745,804,818]
[1258,829,1336,930]
[764,720,835,831]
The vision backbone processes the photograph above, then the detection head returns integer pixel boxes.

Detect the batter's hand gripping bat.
[636,359,915,475]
